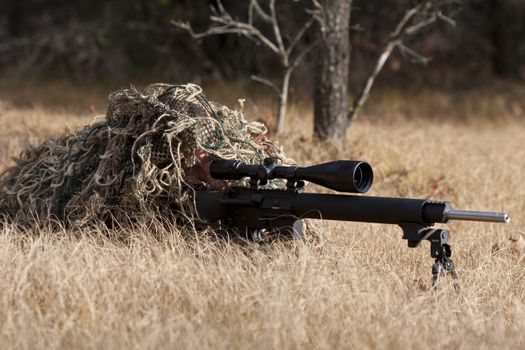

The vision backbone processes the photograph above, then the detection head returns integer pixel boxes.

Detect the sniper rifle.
[195,158,509,287]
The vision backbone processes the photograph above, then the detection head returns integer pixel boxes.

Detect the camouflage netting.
[0,83,295,236]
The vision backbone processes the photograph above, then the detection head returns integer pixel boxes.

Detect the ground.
[0,81,524,349]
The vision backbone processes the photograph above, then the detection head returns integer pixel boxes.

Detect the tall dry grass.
[0,82,524,349]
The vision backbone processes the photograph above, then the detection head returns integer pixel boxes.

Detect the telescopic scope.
[209,158,374,193]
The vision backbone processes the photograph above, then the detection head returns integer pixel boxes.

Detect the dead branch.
[250,75,280,94]
[173,0,320,134]
[172,12,279,54]
[249,0,273,24]
[290,38,320,70]
[348,0,458,122]
[398,43,431,65]
[269,0,286,60]
[286,17,316,58]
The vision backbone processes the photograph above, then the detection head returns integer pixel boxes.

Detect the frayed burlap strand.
[0,83,296,238]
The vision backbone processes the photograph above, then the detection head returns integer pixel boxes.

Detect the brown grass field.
[0,81,524,349]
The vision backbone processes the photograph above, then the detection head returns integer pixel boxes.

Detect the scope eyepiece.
[209,158,374,193]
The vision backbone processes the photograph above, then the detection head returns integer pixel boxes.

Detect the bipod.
[431,241,459,291]
[400,224,460,290]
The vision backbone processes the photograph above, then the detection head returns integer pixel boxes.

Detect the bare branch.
[348,40,397,122]
[436,11,457,27]
[173,0,320,134]
[392,7,421,38]
[398,43,431,65]
[214,0,227,17]
[348,0,454,122]
[249,0,273,23]
[290,39,320,70]
[309,0,326,29]
[286,17,316,57]
[251,75,281,95]
[172,17,280,54]
[269,0,287,62]
[406,13,438,34]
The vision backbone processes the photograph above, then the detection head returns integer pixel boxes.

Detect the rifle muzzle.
[444,209,510,223]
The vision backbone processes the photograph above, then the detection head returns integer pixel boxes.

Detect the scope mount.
[247,157,276,189]
[247,157,305,192]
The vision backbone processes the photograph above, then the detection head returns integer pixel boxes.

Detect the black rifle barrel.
[291,193,509,224]
[292,193,429,224]
[195,190,510,226]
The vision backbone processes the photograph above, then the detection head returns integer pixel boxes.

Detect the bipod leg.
[432,259,443,287]
[431,243,460,291]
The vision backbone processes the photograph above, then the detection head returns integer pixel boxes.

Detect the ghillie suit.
[0,84,293,237]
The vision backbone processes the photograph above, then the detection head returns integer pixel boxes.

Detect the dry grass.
[0,81,524,349]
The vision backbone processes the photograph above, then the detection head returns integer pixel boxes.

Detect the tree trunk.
[491,0,524,79]
[313,0,352,148]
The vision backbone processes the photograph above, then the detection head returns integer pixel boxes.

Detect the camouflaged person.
[0,83,292,231]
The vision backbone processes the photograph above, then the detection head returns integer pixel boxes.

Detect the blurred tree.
[313,0,351,147]
[314,0,458,147]
[490,0,525,79]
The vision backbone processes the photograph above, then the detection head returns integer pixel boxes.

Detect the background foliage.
[1,0,523,86]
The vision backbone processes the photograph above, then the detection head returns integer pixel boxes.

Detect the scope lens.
[354,167,362,186]
[353,162,373,193]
